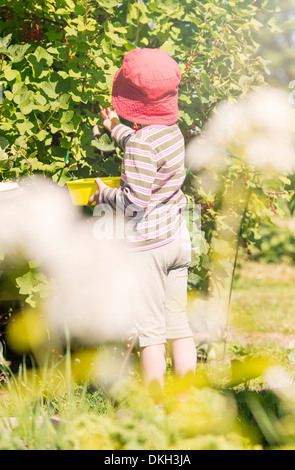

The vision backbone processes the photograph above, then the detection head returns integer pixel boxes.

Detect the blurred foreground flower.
[188,297,226,348]
[265,366,295,409]
[186,86,295,174]
[0,177,136,345]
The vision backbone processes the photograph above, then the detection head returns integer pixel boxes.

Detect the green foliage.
[0,426,25,450]
[0,0,292,302]
[1,260,295,450]
[255,0,295,89]
[0,0,274,183]
[0,256,50,307]
[251,222,295,264]
[185,157,294,294]
[1,344,295,450]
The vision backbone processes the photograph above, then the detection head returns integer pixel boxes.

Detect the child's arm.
[100,107,121,133]
[101,107,135,152]
[88,108,141,208]
[88,108,131,206]
[88,115,157,213]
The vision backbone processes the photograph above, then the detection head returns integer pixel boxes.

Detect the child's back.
[100,122,187,250]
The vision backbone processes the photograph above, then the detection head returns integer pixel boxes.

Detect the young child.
[88,48,196,391]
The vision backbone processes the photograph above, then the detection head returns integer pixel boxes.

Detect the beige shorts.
[130,226,193,348]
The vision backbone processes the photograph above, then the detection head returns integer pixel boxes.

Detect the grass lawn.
[229,261,295,350]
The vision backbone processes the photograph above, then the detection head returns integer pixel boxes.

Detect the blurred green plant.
[1,271,295,451]
[1,338,295,450]
[251,222,295,263]
[255,0,295,89]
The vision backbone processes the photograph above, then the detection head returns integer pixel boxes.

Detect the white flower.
[186,86,295,174]
[188,297,227,347]
[265,366,295,403]
[0,177,136,344]
[245,135,294,173]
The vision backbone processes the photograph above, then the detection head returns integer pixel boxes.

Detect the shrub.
[0,0,278,183]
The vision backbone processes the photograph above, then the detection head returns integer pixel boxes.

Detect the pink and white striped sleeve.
[99,125,157,215]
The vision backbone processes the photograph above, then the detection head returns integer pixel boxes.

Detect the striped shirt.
[99,123,187,251]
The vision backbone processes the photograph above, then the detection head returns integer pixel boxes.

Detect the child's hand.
[100,107,120,133]
[87,177,108,206]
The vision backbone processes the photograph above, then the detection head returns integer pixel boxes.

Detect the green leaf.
[15,121,34,134]
[15,271,35,296]
[0,137,9,150]
[96,0,120,14]
[12,82,27,95]
[14,91,35,115]
[3,67,19,81]
[15,271,49,307]
[41,80,58,99]
[179,93,192,105]
[4,90,13,101]
[267,16,283,33]
[58,93,70,109]
[0,148,9,160]
[111,21,127,33]
[34,46,54,65]
[6,43,31,63]
[76,20,87,32]
[64,26,78,37]
[200,71,213,93]
[91,134,115,153]
[56,78,72,94]
[60,110,76,132]
[105,31,126,45]
[179,109,193,126]
[239,75,252,90]
[36,129,48,141]
[99,35,113,55]
[64,0,75,8]
[94,56,105,68]
[105,19,127,37]
[27,49,53,77]
[156,0,180,12]
[0,34,12,52]
[160,40,176,55]
[33,94,47,106]
[0,158,12,170]
[279,175,291,186]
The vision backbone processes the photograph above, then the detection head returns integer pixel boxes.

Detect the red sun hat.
[111,48,181,126]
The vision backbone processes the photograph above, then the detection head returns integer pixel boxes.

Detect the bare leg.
[169,337,197,377]
[140,344,166,389]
